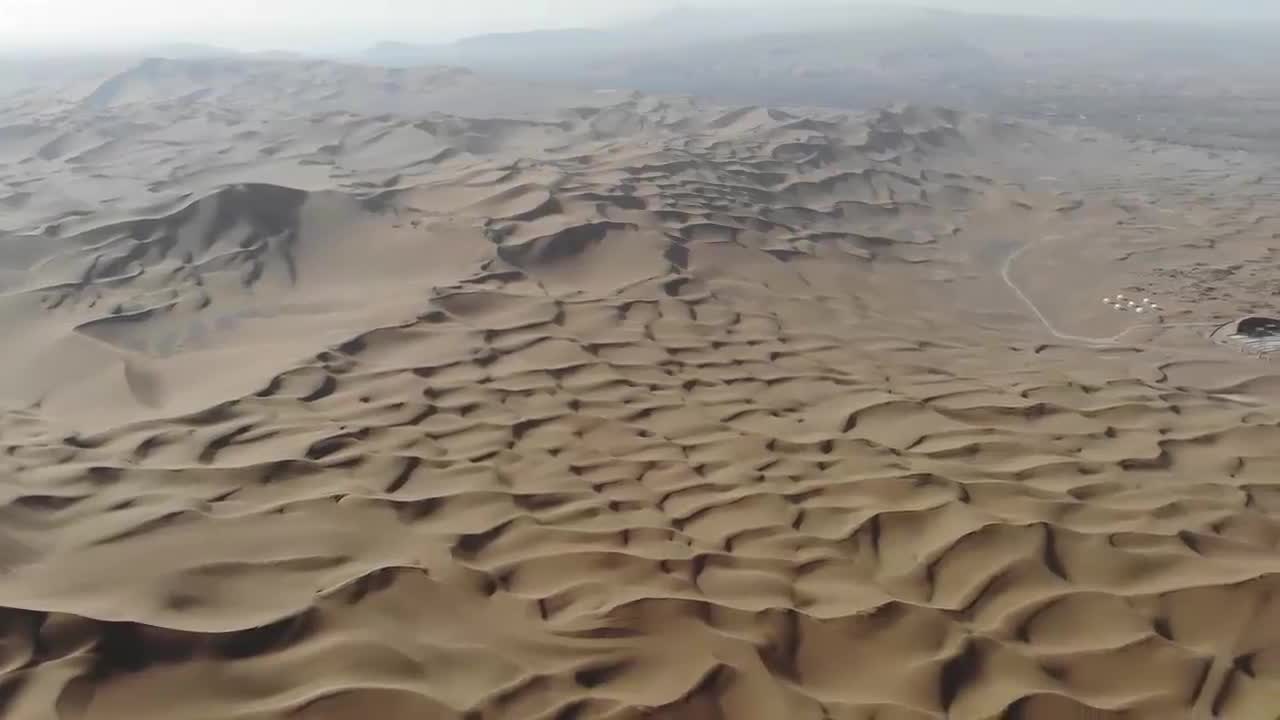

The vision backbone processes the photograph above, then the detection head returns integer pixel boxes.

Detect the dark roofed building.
[1212,316,1280,356]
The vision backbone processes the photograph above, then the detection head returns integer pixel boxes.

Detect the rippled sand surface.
[3,57,1280,720]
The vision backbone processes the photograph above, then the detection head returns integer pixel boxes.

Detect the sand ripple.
[3,58,1280,720]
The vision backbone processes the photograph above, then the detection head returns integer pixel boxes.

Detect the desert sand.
[2,57,1280,719]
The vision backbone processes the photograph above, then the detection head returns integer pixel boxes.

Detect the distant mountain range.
[8,5,1277,152]
[348,6,1280,153]
[354,8,1280,100]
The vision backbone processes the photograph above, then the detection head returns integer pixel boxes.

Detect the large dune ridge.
[2,57,1280,719]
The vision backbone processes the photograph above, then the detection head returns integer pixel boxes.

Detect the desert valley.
[3,7,1280,719]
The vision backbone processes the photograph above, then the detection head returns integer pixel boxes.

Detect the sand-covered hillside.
[2,57,1280,719]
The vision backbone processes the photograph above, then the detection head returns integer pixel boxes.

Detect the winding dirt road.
[1001,234,1221,345]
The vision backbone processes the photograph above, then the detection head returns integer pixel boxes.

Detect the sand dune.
[2,58,1280,719]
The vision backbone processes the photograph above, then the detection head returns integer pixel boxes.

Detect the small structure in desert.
[1211,316,1280,357]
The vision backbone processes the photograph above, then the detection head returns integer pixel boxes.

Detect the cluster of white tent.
[1103,294,1162,314]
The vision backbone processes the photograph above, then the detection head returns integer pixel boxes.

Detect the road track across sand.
[1001,234,1222,345]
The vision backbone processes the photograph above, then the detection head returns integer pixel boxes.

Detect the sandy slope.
[2,58,1280,719]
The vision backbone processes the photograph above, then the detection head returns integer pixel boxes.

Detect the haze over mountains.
[10,4,1278,152]
[360,6,1280,153]
[3,4,1280,720]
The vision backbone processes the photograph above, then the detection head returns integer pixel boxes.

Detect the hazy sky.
[2,0,1277,52]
